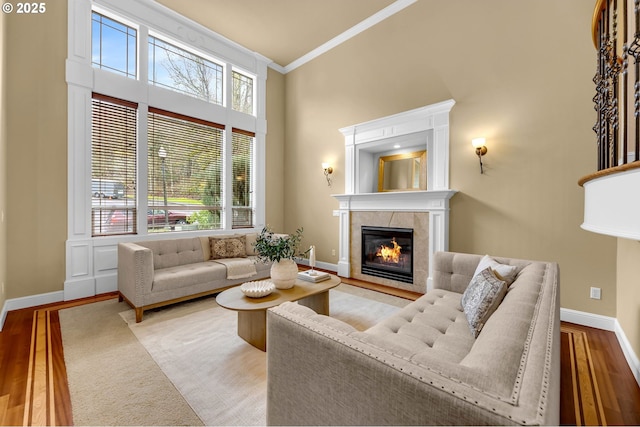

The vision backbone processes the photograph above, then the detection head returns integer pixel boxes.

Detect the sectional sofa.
[266,251,560,425]
[118,232,271,322]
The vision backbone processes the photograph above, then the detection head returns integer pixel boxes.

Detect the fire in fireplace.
[361,226,413,283]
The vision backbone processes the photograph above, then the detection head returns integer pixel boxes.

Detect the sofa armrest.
[266,302,526,426]
[117,242,154,308]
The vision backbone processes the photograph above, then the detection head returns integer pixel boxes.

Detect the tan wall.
[284,0,618,316]
[265,68,285,231]
[617,238,640,357]
[5,3,67,299]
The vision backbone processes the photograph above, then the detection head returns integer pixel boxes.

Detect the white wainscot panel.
[94,245,118,272]
[94,244,119,294]
[69,243,90,277]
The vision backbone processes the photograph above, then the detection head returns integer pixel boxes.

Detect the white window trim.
[65,0,269,300]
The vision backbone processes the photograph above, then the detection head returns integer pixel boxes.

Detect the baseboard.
[560,307,617,331]
[297,259,338,273]
[614,319,640,386]
[0,291,65,331]
[0,300,7,332]
[561,307,640,388]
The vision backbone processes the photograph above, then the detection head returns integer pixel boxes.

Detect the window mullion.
[137,104,149,236]
[138,25,149,85]
[224,61,232,110]
[222,127,233,230]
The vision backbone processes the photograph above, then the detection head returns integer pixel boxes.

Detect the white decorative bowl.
[240,280,276,298]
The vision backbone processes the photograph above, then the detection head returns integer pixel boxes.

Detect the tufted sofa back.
[137,237,204,270]
[433,251,532,294]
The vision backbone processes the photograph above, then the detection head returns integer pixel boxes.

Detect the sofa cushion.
[357,289,475,363]
[209,235,247,259]
[138,237,204,270]
[152,261,227,292]
[461,267,508,337]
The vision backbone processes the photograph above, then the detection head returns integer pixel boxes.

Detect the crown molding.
[281,0,417,74]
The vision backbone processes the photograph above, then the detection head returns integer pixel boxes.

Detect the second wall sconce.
[471,138,488,174]
[322,163,333,186]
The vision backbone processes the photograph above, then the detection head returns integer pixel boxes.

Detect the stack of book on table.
[297,270,330,283]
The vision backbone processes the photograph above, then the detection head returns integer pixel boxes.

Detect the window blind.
[91,93,138,236]
[147,107,224,231]
[232,128,255,228]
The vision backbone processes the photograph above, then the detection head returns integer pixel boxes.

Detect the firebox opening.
[361,226,413,284]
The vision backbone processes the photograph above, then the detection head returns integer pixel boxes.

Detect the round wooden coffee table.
[216,274,340,351]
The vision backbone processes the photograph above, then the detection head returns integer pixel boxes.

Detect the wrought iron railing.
[592,0,640,171]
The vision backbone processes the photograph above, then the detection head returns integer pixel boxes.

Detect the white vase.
[270,259,298,289]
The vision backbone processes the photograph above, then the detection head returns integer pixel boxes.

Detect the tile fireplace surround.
[333,100,457,293]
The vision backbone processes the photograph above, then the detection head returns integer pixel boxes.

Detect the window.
[232,130,255,228]
[91,94,138,236]
[149,36,224,105]
[147,108,224,232]
[232,70,254,115]
[91,12,137,79]
[79,3,265,241]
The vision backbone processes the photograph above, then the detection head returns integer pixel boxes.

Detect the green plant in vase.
[254,226,306,289]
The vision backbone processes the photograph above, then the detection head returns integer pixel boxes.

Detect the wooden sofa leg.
[135,308,144,323]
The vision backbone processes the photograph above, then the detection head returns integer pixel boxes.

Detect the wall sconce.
[471,138,488,174]
[322,162,333,186]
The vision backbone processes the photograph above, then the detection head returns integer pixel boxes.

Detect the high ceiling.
[154,0,397,68]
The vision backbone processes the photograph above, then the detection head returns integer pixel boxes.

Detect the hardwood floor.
[1,281,639,426]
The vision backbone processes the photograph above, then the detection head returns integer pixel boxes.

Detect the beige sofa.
[118,233,271,322]
[266,251,560,426]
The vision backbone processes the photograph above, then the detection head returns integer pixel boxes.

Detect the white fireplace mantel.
[332,100,456,291]
[333,190,456,212]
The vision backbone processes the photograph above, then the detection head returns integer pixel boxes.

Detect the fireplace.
[361,226,413,284]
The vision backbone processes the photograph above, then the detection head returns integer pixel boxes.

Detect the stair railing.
[592,0,640,171]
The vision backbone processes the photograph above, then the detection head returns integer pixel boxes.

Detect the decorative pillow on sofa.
[209,235,247,259]
[461,267,508,337]
[473,254,518,285]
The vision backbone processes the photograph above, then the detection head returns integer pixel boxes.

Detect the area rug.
[60,284,409,426]
[59,298,203,426]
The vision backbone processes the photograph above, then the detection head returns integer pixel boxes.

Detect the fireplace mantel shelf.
[332,190,457,212]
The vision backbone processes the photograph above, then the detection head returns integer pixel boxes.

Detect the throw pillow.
[244,233,257,256]
[473,254,518,285]
[461,267,508,337]
[209,235,247,259]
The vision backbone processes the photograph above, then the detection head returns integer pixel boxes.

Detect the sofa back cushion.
[138,237,204,270]
[433,251,530,294]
